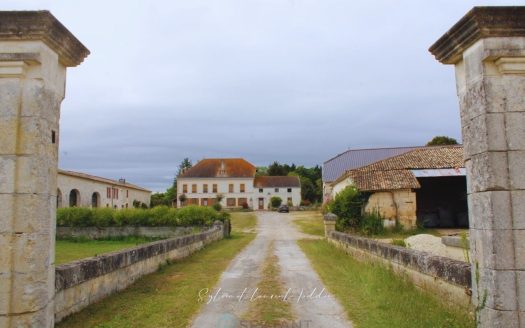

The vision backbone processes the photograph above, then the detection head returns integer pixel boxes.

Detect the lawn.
[229,212,257,233]
[291,211,324,237]
[298,239,475,328]
[55,238,155,265]
[56,232,255,328]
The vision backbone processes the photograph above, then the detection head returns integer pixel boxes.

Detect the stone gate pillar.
[0,11,88,327]
[430,7,525,327]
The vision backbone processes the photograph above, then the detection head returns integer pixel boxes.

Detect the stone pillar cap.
[0,10,90,66]
[429,6,525,64]
[324,213,338,221]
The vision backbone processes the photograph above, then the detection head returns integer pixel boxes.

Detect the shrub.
[392,239,406,247]
[56,206,228,228]
[270,196,282,208]
[327,185,366,230]
[300,199,311,206]
[212,202,222,212]
[360,210,384,236]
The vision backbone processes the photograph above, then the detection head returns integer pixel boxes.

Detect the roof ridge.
[58,169,150,192]
[323,145,426,164]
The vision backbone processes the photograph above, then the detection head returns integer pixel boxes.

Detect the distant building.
[328,145,467,228]
[57,170,151,209]
[176,158,301,209]
[322,146,422,203]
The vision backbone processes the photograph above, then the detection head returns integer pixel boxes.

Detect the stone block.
[472,268,518,311]
[0,117,18,155]
[12,232,53,274]
[12,194,53,233]
[511,190,525,229]
[477,307,520,328]
[462,113,507,158]
[0,156,16,193]
[10,270,53,313]
[0,78,22,118]
[0,194,14,233]
[514,230,525,270]
[0,234,12,274]
[468,191,512,229]
[505,112,525,151]
[470,229,516,270]
[14,155,55,194]
[0,272,11,315]
[466,152,509,193]
[508,151,525,190]
[518,271,525,311]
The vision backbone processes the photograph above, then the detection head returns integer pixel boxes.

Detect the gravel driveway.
[190,211,352,328]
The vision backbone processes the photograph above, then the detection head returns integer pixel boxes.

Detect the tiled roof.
[58,169,151,192]
[340,145,464,192]
[322,146,423,182]
[254,176,301,188]
[179,158,256,178]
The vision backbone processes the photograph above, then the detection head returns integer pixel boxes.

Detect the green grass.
[291,211,324,236]
[56,232,255,328]
[298,239,475,328]
[229,212,257,233]
[243,241,293,324]
[55,238,154,265]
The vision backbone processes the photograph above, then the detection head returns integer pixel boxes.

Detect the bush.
[392,239,406,247]
[56,206,229,228]
[359,210,384,236]
[327,186,366,230]
[212,202,222,211]
[270,196,282,208]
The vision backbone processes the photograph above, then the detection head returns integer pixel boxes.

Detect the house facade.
[58,170,152,209]
[176,158,301,209]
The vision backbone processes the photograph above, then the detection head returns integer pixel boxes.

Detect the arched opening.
[91,192,100,208]
[57,188,62,208]
[69,189,80,207]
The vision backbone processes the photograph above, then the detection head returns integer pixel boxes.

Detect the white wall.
[330,177,354,199]
[177,177,255,208]
[253,187,301,209]
[57,174,151,209]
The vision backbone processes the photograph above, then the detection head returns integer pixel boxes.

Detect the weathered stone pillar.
[323,213,337,238]
[430,7,525,327]
[0,11,88,327]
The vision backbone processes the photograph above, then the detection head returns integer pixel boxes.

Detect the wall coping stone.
[429,6,525,64]
[329,231,472,288]
[0,10,89,66]
[55,225,221,292]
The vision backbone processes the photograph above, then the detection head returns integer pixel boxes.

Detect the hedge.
[56,206,229,228]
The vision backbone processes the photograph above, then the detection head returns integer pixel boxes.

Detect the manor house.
[176,158,301,209]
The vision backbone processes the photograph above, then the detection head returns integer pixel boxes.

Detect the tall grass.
[56,205,229,228]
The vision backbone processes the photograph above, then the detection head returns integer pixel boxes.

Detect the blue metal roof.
[322,146,423,182]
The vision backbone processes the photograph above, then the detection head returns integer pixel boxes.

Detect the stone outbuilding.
[331,145,467,228]
[58,169,152,209]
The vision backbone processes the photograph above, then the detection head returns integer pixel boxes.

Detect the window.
[192,184,197,193]
[229,184,234,193]
[274,188,279,192]
[259,188,263,193]
[203,184,208,193]
[106,187,111,198]
[111,188,118,200]
[226,198,236,207]
[238,198,248,208]
[91,192,100,208]
[287,188,292,193]
[183,184,188,193]
[240,184,245,193]
[213,184,218,193]
[287,197,292,204]
[126,190,129,198]
[201,198,209,206]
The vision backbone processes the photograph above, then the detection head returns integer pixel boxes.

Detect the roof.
[254,176,301,188]
[179,158,256,178]
[322,146,423,182]
[58,169,151,193]
[337,145,464,192]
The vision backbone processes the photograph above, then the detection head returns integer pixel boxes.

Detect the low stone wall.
[56,225,205,239]
[327,231,472,309]
[55,223,226,322]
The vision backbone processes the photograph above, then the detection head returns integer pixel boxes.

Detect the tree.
[426,136,459,146]
[328,186,366,229]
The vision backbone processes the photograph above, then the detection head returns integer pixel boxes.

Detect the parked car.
[278,205,289,213]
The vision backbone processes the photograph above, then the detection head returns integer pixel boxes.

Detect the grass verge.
[298,239,475,328]
[55,237,155,265]
[243,241,293,324]
[230,212,257,233]
[291,211,324,237]
[56,232,255,328]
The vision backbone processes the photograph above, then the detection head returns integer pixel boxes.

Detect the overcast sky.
[4,1,521,191]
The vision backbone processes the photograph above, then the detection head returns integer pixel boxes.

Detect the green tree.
[426,136,459,146]
[328,186,366,229]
